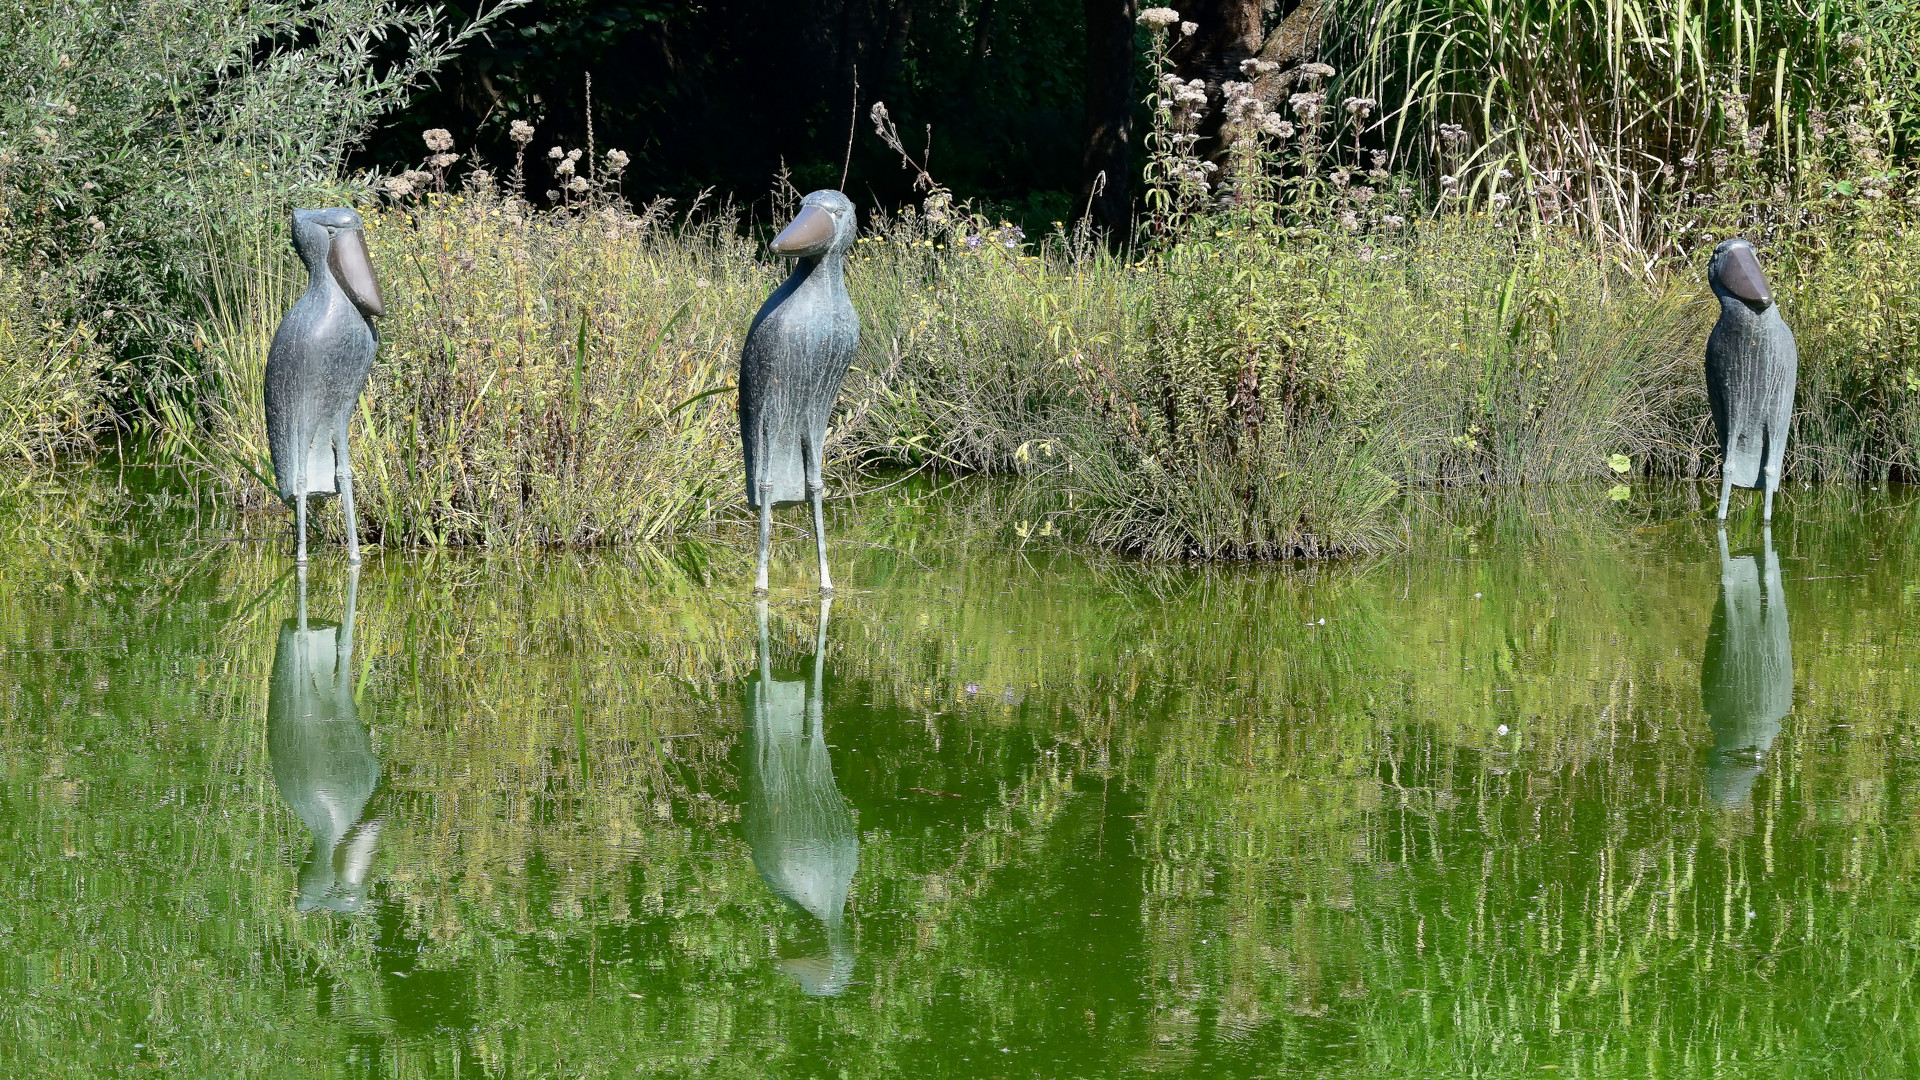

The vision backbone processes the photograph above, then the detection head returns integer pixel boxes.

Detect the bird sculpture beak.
[770,206,836,257]
[328,227,385,318]
[1720,244,1772,306]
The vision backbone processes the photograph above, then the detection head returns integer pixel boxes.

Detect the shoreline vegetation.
[7,4,1920,559]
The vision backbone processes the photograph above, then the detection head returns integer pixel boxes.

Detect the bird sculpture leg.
[1762,465,1776,524]
[754,416,773,594]
[295,473,310,565]
[1716,474,1733,521]
[755,484,773,595]
[803,428,832,594]
[336,420,361,565]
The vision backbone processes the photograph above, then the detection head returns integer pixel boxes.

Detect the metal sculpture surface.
[1701,528,1793,807]
[1705,238,1797,522]
[742,599,858,996]
[268,567,383,912]
[739,190,860,593]
[266,208,386,564]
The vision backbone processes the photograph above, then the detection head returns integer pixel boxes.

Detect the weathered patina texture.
[1701,528,1793,807]
[1705,237,1797,521]
[742,599,857,996]
[266,208,385,564]
[739,189,859,593]
[268,567,382,913]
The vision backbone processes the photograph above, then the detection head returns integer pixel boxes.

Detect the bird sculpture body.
[268,568,383,913]
[1705,237,1797,522]
[266,208,385,564]
[742,599,858,996]
[1701,528,1792,807]
[739,190,860,593]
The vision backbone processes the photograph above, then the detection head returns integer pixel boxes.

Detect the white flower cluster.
[1158,72,1211,130]
[509,120,535,146]
[1222,80,1292,141]
[1137,7,1180,30]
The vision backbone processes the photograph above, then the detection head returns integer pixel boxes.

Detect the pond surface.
[4,477,1920,1078]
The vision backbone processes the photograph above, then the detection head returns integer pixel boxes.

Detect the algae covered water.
[4,475,1920,1078]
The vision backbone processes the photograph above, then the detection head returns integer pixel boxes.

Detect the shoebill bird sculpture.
[739,190,859,594]
[1701,527,1793,807]
[268,567,384,913]
[742,598,858,996]
[1705,238,1797,522]
[266,208,385,565]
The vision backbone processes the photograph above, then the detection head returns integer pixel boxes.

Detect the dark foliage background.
[359,0,1126,229]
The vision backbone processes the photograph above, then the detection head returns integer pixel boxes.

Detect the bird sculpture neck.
[1717,294,1772,325]
[787,249,848,296]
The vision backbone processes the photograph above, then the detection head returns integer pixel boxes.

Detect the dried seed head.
[1136,7,1181,30]
[510,120,535,145]
[606,149,630,173]
[1180,21,1198,36]
[423,128,454,152]
[430,153,460,169]
[568,176,589,193]
[548,146,565,160]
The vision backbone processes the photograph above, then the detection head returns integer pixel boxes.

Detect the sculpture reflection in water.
[743,598,858,996]
[1701,528,1794,807]
[268,567,383,912]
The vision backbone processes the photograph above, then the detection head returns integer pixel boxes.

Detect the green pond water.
[4,474,1920,1078]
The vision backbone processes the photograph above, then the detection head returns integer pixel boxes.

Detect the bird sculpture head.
[1707,237,1774,310]
[769,190,857,260]
[291,207,385,319]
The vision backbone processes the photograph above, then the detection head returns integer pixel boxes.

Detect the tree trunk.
[1078,0,1138,235]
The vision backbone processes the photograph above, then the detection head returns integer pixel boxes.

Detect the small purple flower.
[963,235,984,249]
